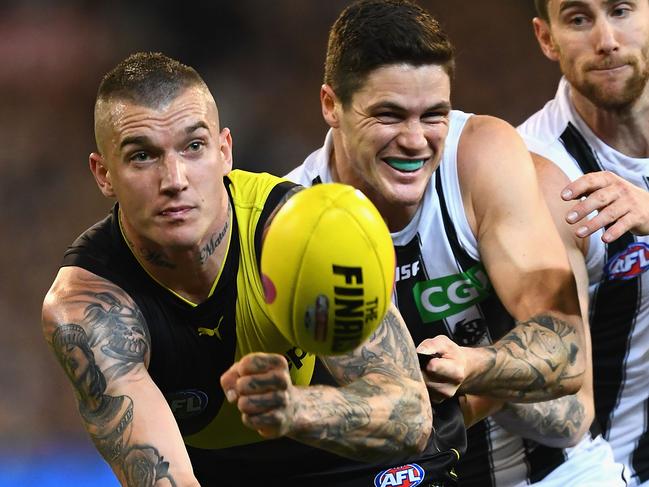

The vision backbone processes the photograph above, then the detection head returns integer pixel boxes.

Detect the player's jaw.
[575,52,649,108]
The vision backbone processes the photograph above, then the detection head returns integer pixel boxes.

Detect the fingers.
[417,336,466,403]
[562,171,649,242]
[567,196,629,239]
[561,172,613,201]
[221,353,290,402]
[220,353,293,438]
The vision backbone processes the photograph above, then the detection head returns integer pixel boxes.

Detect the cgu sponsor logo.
[166,390,208,419]
[605,242,649,280]
[374,463,425,487]
[413,263,491,322]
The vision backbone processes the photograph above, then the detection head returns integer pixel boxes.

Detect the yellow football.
[261,183,395,355]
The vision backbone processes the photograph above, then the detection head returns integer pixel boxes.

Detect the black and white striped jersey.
[519,77,649,487]
[288,110,584,486]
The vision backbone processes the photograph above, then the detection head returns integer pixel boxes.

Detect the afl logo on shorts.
[373,463,424,487]
[605,242,649,280]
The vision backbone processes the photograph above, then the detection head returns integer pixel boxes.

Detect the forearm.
[80,391,199,487]
[289,305,433,462]
[289,373,431,462]
[459,313,584,401]
[493,391,591,448]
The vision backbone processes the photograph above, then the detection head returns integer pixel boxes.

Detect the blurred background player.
[41,51,442,486]
[286,0,596,485]
[518,0,649,485]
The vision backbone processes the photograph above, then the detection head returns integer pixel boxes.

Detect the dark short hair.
[324,0,455,106]
[534,0,550,22]
[96,51,208,108]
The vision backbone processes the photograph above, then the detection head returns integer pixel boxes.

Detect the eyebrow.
[120,135,150,150]
[368,101,452,112]
[119,121,210,150]
[185,121,210,134]
[559,0,620,14]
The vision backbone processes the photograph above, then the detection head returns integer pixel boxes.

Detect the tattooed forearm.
[323,308,421,384]
[50,316,178,486]
[461,314,583,401]
[494,394,587,448]
[123,446,177,487]
[293,307,430,461]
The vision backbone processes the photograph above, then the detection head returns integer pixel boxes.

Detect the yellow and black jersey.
[62,169,458,486]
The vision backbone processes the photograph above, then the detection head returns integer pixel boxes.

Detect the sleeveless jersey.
[61,169,456,486]
[518,77,649,487]
[287,110,603,486]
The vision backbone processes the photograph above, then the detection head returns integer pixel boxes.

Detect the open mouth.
[384,158,426,173]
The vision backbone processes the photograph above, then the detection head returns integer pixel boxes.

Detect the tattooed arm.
[42,267,200,486]
[488,153,595,447]
[420,116,586,403]
[220,303,433,462]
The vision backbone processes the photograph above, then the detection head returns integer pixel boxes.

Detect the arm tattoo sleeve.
[50,288,177,486]
[493,394,587,448]
[462,314,582,401]
[292,307,430,461]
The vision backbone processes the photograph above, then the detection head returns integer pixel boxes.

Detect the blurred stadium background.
[0,1,560,485]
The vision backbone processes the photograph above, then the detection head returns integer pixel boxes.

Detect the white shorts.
[532,434,629,486]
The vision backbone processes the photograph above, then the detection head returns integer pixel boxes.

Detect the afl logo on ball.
[605,242,649,280]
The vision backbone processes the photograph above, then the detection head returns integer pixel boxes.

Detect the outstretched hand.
[416,335,467,403]
[562,171,649,243]
[220,352,297,438]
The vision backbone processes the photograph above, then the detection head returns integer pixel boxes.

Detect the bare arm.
[220,303,432,462]
[424,116,586,402]
[42,267,199,486]
[491,153,594,447]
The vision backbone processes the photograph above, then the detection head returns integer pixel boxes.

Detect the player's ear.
[219,127,233,176]
[321,84,342,129]
[533,17,560,61]
[89,153,116,198]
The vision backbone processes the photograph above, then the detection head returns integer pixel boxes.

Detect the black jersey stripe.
[560,123,640,436]
[434,169,476,273]
[525,441,567,483]
[459,421,495,487]
[251,179,300,269]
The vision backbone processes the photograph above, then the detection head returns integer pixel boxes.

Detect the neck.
[120,202,232,304]
[570,85,649,158]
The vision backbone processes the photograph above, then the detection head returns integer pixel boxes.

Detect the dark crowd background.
[0,1,561,484]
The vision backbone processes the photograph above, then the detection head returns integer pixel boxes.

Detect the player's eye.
[130,151,152,163]
[375,112,401,124]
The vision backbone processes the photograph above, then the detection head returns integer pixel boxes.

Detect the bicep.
[467,127,578,320]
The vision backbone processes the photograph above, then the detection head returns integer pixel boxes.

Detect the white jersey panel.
[519,77,649,487]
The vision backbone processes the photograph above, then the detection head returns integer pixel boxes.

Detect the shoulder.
[461,115,526,151]
[458,115,534,186]
[42,266,139,340]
